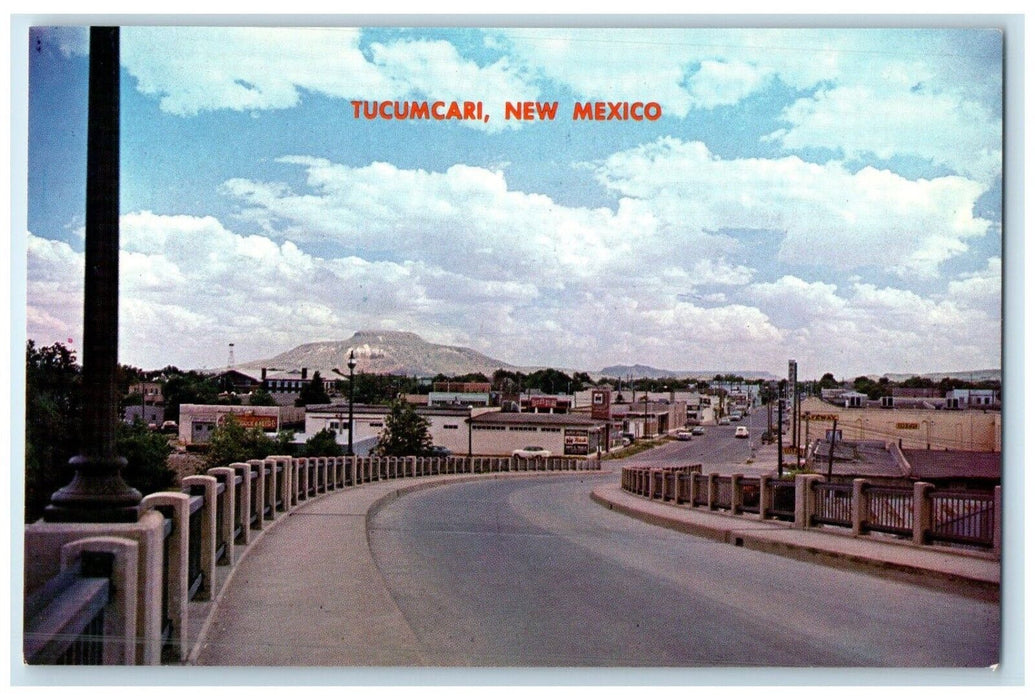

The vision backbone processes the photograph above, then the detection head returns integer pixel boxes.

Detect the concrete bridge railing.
[24,453,600,666]
[620,466,1002,554]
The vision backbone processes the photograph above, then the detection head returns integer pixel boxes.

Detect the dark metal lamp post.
[44,27,141,523]
[346,350,356,456]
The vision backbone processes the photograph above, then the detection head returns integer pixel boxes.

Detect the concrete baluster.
[206,467,236,565]
[852,479,868,536]
[139,491,189,661]
[181,476,217,601]
[912,481,934,546]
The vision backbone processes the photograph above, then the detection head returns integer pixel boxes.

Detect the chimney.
[261,367,267,381]
[302,367,308,379]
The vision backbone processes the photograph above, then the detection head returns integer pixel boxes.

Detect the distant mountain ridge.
[232,331,998,383]
[598,364,778,380]
[236,330,520,377]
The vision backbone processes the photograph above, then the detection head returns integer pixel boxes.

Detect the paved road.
[622,410,775,474]
[368,472,1000,667]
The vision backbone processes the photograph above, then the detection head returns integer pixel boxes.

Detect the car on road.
[691,426,705,436]
[718,417,730,425]
[513,446,551,459]
[426,445,452,457]
[734,426,749,439]
[674,430,693,441]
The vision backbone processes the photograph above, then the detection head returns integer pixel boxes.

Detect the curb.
[591,484,1000,603]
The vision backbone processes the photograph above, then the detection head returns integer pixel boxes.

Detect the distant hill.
[236,330,519,378]
[880,369,1001,383]
[598,364,778,381]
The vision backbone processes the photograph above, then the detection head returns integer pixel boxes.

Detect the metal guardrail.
[864,485,913,537]
[620,466,997,550]
[811,482,853,528]
[930,490,996,547]
[767,481,795,521]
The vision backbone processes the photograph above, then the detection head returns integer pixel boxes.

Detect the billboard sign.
[217,411,279,431]
[564,429,589,455]
[591,390,611,420]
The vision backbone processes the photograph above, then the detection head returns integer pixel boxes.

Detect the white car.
[513,446,551,459]
[734,426,749,439]
[674,430,693,441]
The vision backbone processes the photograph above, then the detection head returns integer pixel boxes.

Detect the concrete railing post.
[230,463,252,545]
[993,485,1002,557]
[795,474,824,530]
[206,467,236,565]
[263,458,278,520]
[140,491,190,661]
[181,475,218,601]
[58,536,140,665]
[247,460,265,531]
[707,473,718,510]
[912,481,935,546]
[758,475,770,521]
[269,455,290,507]
[851,478,868,536]
[730,474,742,514]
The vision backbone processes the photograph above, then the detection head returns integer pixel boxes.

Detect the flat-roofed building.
[797,396,1000,452]
[469,411,607,457]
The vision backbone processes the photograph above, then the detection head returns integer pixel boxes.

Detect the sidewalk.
[590,481,1000,603]
[188,471,585,666]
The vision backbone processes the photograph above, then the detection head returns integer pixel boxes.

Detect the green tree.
[301,428,344,457]
[25,341,179,522]
[117,420,176,495]
[25,341,83,522]
[206,415,278,468]
[162,371,222,421]
[248,385,277,406]
[818,372,839,390]
[373,398,433,456]
[296,371,331,406]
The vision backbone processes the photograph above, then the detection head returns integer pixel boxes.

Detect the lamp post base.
[42,455,142,523]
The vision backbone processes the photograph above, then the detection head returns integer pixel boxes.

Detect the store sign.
[591,390,611,420]
[530,396,558,409]
[564,429,590,455]
[806,413,838,422]
[896,422,920,430]
[218,412,278,431]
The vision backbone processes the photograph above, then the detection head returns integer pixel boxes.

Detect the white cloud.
[120,27,541,133]
[121,28,404,116]
[768,85,1002,184]
[685,59,772,109]
[591,137,991,277]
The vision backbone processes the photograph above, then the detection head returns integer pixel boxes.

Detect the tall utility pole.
[777,379,786,478]
[45,27,141,522]
[827,417,839,479]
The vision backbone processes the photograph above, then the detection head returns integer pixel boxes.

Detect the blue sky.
[23,25,1003,378]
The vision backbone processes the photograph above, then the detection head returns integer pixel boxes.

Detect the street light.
[347,350,357,456]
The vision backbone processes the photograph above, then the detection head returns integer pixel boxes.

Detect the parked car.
[674,430,693,441]
[513,446,551,459]
[691,426,705,436]
[718,417,730,425]
[426,445,452,457]
[734,426,749,439]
